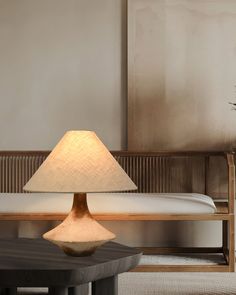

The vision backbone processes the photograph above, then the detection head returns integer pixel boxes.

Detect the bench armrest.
[226,153,235,214]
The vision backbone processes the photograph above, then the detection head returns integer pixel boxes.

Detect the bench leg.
[68,285,89,295]
[229,215,235,272]
[92,275,118,295]
[222,217,235,272]
[0,288,17,295]
[222,220,228,249]
[49,287,68,295]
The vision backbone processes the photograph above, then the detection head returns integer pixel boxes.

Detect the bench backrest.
[0,151,233,200]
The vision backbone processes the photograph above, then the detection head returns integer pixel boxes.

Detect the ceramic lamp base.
[43,193,115,256]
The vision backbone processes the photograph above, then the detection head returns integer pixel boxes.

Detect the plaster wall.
[0,0,230,248]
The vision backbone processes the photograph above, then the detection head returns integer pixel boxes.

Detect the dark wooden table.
[0,238,142,295]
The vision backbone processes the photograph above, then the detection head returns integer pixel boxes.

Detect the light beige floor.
[18,272,236,295]
[118,272,236,295]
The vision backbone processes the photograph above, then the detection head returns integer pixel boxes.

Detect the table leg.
[49,287,68,295]
[0,288,17,295]
[68,284,89,295]
[92,275,118,295]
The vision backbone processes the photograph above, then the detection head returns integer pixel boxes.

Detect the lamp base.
[43,193,115,256]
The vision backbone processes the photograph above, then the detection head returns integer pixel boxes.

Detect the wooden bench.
[0,151,235,272]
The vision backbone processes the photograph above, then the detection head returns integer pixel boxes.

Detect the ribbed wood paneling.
[0,153,48,193]
[114,155,206,194]
[114,156,170,193]
[0,151,228,198]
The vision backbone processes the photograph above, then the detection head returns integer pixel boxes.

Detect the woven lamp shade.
[24,130,137,193]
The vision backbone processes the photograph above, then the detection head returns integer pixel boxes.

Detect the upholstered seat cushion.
[0,193,216,214]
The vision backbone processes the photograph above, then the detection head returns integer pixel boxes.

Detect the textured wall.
[0,0,232,248]
[0,0,127,150]
[128,0,236,151]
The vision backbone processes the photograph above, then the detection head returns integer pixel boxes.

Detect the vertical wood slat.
[114,155,208,194]
[114,155,171,193]
[0,153,48,193]
[225,153,235,271]
[227,154,235,214]
[0,151,233,197]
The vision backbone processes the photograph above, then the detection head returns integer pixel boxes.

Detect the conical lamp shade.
[24,130,137,193]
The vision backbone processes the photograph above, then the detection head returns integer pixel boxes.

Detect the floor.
[18,272,236,295]
[140,253,225,265]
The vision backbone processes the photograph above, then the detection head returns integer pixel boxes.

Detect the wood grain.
[131,264,230,272]
[0,212,230,221]
[0,239,141,287]
[0,201,230,221]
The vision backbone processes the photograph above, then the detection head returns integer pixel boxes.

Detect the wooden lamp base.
[43,193,115,256]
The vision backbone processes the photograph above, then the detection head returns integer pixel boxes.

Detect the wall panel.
[128,0,236,151]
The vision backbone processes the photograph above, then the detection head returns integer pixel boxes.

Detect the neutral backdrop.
[0,0,231,248]
[0,0,127,150]
[128,0,236,151]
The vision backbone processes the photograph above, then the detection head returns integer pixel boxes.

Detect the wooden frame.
[0,151,235,272]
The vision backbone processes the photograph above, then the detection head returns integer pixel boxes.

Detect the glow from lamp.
[23,131,137,256]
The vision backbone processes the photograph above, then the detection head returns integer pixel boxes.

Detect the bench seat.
[0,193,216,214]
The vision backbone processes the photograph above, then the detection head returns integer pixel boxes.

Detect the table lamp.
[23,130,137,256]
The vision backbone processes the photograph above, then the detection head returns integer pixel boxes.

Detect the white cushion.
[0,193,216,214]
